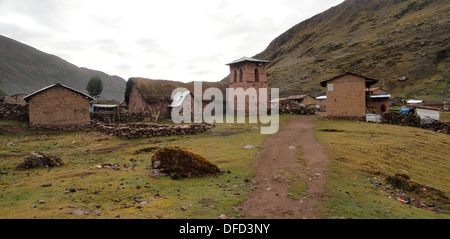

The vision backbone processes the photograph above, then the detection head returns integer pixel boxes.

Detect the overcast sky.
[0,0,344,82]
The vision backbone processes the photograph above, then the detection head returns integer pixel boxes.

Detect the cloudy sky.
[0,0,344,82]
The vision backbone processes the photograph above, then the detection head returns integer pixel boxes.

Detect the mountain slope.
[0,35,126,102]
[251,0,450,100]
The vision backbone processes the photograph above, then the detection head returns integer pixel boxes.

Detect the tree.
[86,76,103,98]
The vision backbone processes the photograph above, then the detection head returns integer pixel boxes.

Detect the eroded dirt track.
[240,116,329,219]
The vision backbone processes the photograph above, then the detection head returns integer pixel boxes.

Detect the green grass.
[0,116,290,219]
[314,120,450,219]
[441,112,450,122]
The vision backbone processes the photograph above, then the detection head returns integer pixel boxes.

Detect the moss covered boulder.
[150,147,222,179]
[17,152,64,169]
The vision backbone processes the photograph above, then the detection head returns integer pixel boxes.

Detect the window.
[254,68,260,82]
[239,69,243,83]
[233,70,237,83]
[328,84,334,92]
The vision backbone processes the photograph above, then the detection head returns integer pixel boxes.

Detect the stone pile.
[17,152,64,169]
[0,103,29,122]
[95,122,215,139]
[382,112,449,134]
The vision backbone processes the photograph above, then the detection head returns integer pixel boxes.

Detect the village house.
[24,83,95,129]
[284,94,316,106]
[320,72,379,119]
[366,87,391,114]
[315,96,327,112]
[125,78,227,122]
[0,93,28,106]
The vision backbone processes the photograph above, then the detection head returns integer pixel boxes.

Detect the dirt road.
[239,116,329,219]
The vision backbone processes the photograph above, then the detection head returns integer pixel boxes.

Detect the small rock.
[266,187,272,191]
[115,214,120,218]
[219,214,229,220]
[41,183,52,187]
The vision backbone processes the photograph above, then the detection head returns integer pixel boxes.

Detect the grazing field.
[0,116,289,219]
[314,120,450,219]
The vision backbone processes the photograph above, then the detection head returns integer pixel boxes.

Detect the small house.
[315,96,327,112]
[366,87,391,114]
[416,106,440,124]
[125,78,227,121]
[24,83,95,129]
[320,72,378,119]
[284,94,316,107]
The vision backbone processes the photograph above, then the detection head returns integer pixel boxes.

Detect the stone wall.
[95,122,215,139]
[90,111,147,124]
[382,112,449,134]
[0,103,29,122]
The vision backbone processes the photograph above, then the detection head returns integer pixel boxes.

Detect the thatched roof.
[125,78,228,105]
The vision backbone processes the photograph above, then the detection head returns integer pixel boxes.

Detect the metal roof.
[23,83,96,102]
[407,99,424,104]
[316,96,327,100]
[320,72,379,87]
[285,94,309,100]
[226,56,270,65]
[370,94,391,99]
[93,104,118,108]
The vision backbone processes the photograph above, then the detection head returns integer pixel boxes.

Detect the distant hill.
[226,0,450,100]
[0,35,126,102]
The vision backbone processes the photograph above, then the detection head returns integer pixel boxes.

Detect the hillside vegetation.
[248,0,450,100]
[0,35,126,102]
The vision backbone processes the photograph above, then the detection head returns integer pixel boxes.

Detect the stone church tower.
[226,57,270,114]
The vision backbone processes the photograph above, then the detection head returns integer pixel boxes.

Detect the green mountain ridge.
[245,0,449,100]
[0,35,126,102]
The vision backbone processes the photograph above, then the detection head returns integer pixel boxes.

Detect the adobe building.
[24,83,95,129]
[226,57,270,113]
[284,94,316,107]
[366,87,391,114]
[125,78,227,121]
[320,72,379,119]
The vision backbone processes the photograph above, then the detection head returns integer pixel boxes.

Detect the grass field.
[314,120,450,219]
[0,116,290,219]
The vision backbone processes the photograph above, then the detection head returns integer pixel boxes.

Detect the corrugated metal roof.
[93,104,118,108]
[370,94,391,98]
[23,83,96,102]
[226,56,270,65]
[316,96,327,100]
[286,94,309,100]
[407,99,424,104]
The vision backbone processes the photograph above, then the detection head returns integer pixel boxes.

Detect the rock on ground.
[16,151,64,169]
[150,147,222,179]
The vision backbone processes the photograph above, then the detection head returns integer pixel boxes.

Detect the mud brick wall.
[127,85,171,121]
[326,75,366,118]
[0,103,29,122]
[28,86,91,129]
[95,122,215,139]
[382,112,450,134]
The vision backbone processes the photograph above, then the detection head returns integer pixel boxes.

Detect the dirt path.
[239,116,329,219]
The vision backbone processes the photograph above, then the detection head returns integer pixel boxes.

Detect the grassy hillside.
[0,35,126,102]
[250,0,450,100]
[314,120,450,218]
